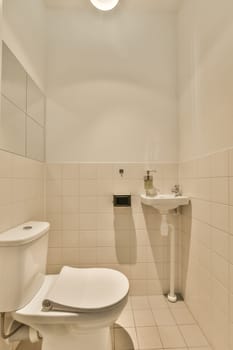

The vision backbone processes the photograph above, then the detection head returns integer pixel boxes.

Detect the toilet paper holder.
[113,195,131,207]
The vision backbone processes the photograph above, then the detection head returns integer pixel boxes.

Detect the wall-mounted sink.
[141,193,189,214]
[141,192,190,303]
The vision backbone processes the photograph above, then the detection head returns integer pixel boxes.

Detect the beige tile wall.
[0,150,44,350]
[180,148,233,350]
[46,163,179,296]
[0,149,45,234]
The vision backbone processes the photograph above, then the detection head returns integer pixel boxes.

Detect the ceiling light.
[90,0,119,11]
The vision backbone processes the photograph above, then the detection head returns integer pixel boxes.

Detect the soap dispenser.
[144,170,157,196]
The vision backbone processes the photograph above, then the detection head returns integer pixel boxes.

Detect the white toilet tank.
[0,221,50,312]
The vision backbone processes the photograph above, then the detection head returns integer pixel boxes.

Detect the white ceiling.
[44,0,184,12]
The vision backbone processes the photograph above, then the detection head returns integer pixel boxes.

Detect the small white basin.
[141,193,189,213]
[141,193,189,303]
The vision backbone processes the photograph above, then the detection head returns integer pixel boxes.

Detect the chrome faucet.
[171,184,181,196]
[144,170,157,196]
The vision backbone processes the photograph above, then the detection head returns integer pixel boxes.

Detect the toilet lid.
[42,266,129,313]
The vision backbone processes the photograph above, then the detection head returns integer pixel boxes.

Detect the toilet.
[0,222,129,350]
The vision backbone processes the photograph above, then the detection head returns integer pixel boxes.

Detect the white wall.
[178,0,233,161]
[0,6,16,350]
[2,0,46,90]
[178,1,233,349]
[0,4,46,350]
[46,3,178,162]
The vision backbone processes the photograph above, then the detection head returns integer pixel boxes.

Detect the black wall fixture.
[113,195,131,207]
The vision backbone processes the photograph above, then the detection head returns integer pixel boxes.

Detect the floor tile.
[124,298,132,310]
[152,308,176,326]
[158,326,186,348]
[148,295,168,309]
[189,348,211,350]
[116,309,135,328]
[16,340,42,350]
[167,300,187,309]
[131,296,150,310]
[179,325,209,347]
[170,307,196,325]
[133,309,155,327]
[136,326,162,349]
[114,327,138,350]
[114,294,213,350]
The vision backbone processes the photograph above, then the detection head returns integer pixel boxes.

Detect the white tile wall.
[0,149,45,233]
[46,162,179,296]
[180,148,233,350]
[0,152,226,349]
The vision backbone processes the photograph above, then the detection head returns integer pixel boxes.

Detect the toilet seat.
[42,266,129,313]
[13,267,129,350]
[14,267,129,325]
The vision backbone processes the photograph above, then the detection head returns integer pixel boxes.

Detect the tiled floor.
[113,295,212,350]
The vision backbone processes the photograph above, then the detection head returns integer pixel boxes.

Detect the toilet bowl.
[14,268,129,350]
[0,222,129,350]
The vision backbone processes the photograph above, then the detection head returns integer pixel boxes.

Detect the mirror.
[0,43,45,161]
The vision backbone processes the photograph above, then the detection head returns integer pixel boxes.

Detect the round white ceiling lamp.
[90,0,119,11]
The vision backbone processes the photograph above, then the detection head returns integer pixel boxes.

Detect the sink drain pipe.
[167,224,177,303]
[160,214,177,303]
